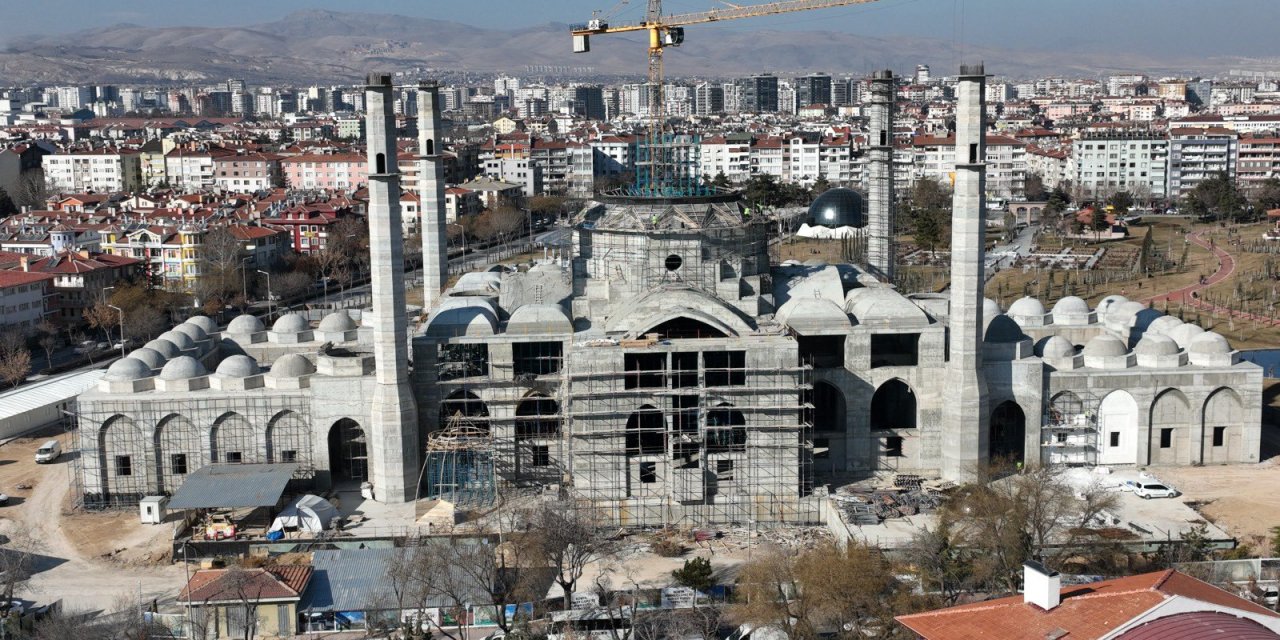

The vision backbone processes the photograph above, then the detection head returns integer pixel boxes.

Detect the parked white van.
[34,440,60,463]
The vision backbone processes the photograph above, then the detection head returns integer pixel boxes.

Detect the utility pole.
[257,270,272,323]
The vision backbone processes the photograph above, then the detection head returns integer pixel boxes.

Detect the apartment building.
[1237,134,1280,194]
[1167,127,1239,198]
[43,149,142,193]
[909,133,1028,198]
[280,152,368,190]
[0,270,54,334]
[212,152,282,191]
[1071,129,1169,200]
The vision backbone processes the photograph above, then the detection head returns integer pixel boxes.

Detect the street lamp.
[107,302,124,357]
[257,270,272,323]
[239,256,252,303]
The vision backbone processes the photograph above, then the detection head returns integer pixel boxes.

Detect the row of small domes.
[106,352,315,382]
[226,311,356,335]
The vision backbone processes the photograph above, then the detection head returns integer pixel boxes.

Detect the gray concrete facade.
[867,70,895,281]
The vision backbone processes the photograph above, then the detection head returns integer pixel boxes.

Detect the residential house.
[455,177,524,210]
[280,152,368,190]
[165,146,237,192]
[1237,135,1280,195]
[100,225,202,289]
[178,565,313,640]
[24,249,142,323]
[213,152,282,192]
[445,187,482,223]
[0,269,55,333]
[897,564,1280,639]
[260,201,356,255]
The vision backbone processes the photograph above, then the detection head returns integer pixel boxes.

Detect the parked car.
[34,440,61,463]
[1130,480,1179,499]
[111,339,131,350]
[203,513,237,540]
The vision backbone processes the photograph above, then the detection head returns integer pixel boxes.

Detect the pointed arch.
[515,393,560,439]
[989,401,1026,464]
[211,411,257,464]
[1202,387,1244,463]
[266,410,310,467]
[98,414,149,503]
[1149,388,1190,465]
[154,413,202,494]
[870,379,916,430]
[1098,390,1139,465]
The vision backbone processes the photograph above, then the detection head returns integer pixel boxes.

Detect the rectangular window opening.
[281,450,298,463]
[624,353,667,389]
[1212,426,1226,447]
[115,455,132,476]
[716,459,735,481]
[798,335,845,369]
[670,352,699,389]
[814,437,831,459]
[1159,428,1172,449]
[170,453,188,475]
[513,341,563,377]
[884,436,904,457]
[531,445,550,467]
[639,462,657,484]
[1109,432,1121,448]
[870,333,920,368]
[225,451,243,464]
[704,350,746,387]
[438,343,489,380]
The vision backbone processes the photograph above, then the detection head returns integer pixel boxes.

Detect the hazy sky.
[3,0,1277,57]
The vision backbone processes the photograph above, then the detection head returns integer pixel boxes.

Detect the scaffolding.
[631,133,712,198]
[70,394,316,510]
[423,414,496,507]
[1040,389,1100,467]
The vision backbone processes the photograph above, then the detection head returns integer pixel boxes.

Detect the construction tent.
[270,495,339,534]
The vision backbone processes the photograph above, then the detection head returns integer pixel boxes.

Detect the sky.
[2,0,1277,58]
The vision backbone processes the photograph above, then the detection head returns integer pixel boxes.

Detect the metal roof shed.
[167,463,298,510]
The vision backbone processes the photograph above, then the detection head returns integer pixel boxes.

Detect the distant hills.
[0,9,1251,85]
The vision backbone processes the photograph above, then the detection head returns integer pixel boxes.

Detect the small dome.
[1083,334,1129,358]
[984,314,1026,343]
[144,339,180,359]
[1007,296,1046,318]
[272,312,310,334]
[806,188,866,228]
[1134,334,1180,357]
[227,314,265,334]
[185,315,218,334]
[215,355,261,378]
[318,310,357,332]
[128,347,166,370]
[1052,296,1089,315]
[159,355,207,381]
[1189,331,1231,355]
[1108,301,1148,327]
[174,322,208,342]
[105,357,153,381]
[1144,315,1183,337]
[507,303,573,335]
[1037,335,1076,359]
[982,298,1002,319]
[269,353,315,378]
[1168,323,1205,349]
[158,330,194,351]
[1096,294,1129,321]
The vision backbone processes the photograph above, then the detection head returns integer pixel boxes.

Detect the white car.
[1131,480,1179,499]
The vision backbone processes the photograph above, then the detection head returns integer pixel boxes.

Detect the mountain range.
[0,10,1253,86]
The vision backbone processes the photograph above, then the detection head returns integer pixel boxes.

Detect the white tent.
[270,494,339,533]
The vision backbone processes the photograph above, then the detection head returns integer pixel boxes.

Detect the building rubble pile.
[833,474,955,526]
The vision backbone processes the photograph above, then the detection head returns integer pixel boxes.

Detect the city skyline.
[3,0,1278,59]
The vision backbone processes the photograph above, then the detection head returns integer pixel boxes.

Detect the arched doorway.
[155,413,202,494]
[989,401,1026,464]
[870,379,916,430]
[1202,387,1244,463]
[266,410,310,467]
[1098,390,1139,465]
[440,389,490,429]
[328,418,368,482]
[1149,389,1189,465]
[99,415,148,503]
[625,405,665,455]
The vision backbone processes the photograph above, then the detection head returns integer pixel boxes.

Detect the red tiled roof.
[0,270,54,288]
[1117,611,1279,640]
[26,250,141,274]
[897,570,1279,640]
[178,566,312,604]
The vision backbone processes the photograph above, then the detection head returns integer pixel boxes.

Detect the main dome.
[807,188,866,228]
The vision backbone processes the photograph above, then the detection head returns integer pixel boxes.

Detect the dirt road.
[0,434,185,613]
[1153,459,1280,547]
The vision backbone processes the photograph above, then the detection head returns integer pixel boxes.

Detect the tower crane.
[571,0,882,195]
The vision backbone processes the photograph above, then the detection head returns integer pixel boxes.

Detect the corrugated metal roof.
[167,463,297,509]
[300,545,494,613]
[0,368,105,424]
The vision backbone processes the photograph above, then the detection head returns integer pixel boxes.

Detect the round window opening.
[665,254,683,271]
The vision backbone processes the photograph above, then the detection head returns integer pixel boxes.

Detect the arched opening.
[989,401,1026,464]
[440,389,490,429]
[515,394,560,439]
[266,410,310,467]
[1202,387,1244,463]
[155,414,202,494]
[328,418,368,482]
[625,405,665,455]
[804,381,846,470]
[1149,389,1190,465]
[707,403,747,452]
[375,152,387,174]
[645,316,727,340]
[1099,390,1139,465]
[99,415,147,504]
[870,379,916,430]
[211,412,257,465]
[425,139,435,155]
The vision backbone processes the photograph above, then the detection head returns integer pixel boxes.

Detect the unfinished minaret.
[867,70,896,280]
[417,81,448,310]
[364,73,419,503]
[941,63,991,480]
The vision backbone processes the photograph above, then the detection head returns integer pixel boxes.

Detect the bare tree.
[196,227,248,304]
[84,302,120,344]
[222,566,262,640]
[35,320,60,373]
[0,330,31,388]
[533,501,616,608]
[12,169,54,210]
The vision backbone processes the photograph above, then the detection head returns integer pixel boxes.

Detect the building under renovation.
[74,67,1263,527]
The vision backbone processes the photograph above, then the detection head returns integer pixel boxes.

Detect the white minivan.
[34,440,60,463]
[1131,480,1178,499]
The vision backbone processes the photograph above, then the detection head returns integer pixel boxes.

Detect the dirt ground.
[0,429,185,612]
[1152,459,1280,549]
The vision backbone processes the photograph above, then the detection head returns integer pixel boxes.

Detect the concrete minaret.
[364,73,419,503]
[417,81,448,310]
[867,70,896,280]
[941,63,991,480]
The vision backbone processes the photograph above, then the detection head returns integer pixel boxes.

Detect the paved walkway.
[1141,229,1279,327]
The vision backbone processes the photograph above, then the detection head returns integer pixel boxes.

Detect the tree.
[195,227,248,305]
[906,178,952,254]
[12,169,54,210]
[810,175,832,197]
[671,556,714,593]
[1091,206,1111,233]
[1251,177,1280,212]
[905,520,974,605]
[1023,173,1047,201]
[1183,172,1247,222]
[1108,190,1134,217]
[0,187,16,216]
[0,330,31,388]
[710,171,731,189]
[533,501,615,607]
[35,320,60,373]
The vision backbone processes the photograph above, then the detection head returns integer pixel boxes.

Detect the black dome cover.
[807,187,866,228]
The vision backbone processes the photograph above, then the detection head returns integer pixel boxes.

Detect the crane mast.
[571,0,881,196]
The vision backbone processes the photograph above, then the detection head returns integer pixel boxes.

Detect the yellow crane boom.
[571,0,881,195]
